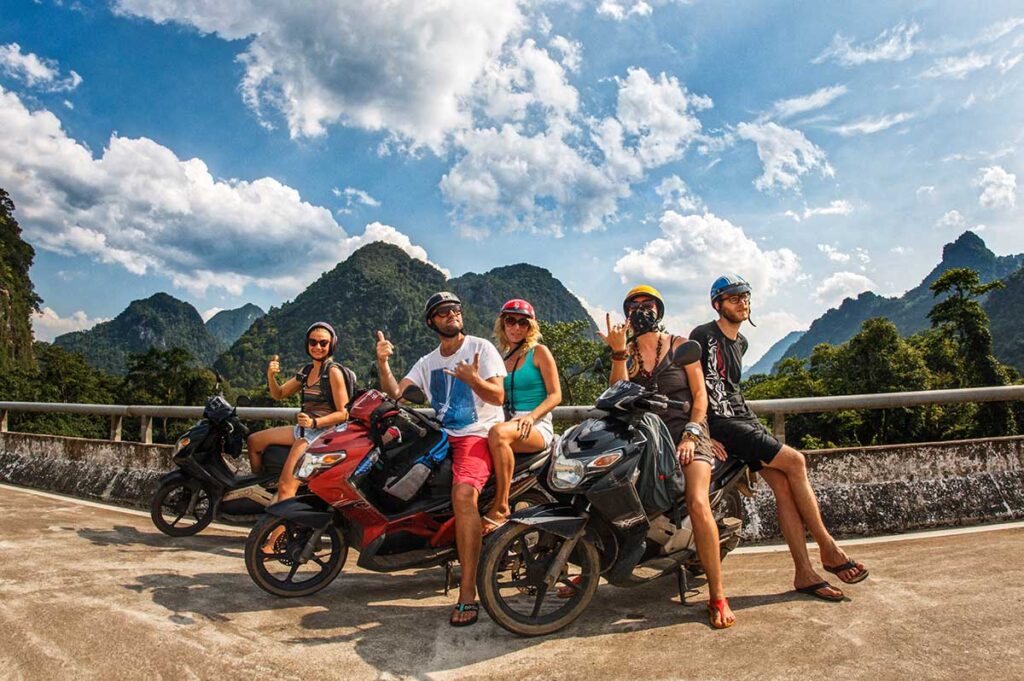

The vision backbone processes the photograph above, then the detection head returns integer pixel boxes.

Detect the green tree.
[0,187,42,370]
[118,347,219,442]
[538,320,608,406]
[928,267,1015,436]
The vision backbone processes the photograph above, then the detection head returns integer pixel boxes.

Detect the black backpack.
[298,360,358,410]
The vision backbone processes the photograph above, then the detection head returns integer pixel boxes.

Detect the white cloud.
[614,211,801,300]
[831,112,914,136]
[936,209,968,230]
[916,185,936,196]
[0,42,82,91]
[113,0,525,148]
[890,245,911,255]
[569,289,615,330]
[921,52,992,79]
[655,175,704,213]
[766,85,847,120]
[597,1,653,21]
[788,200,854,222]
[201,307,225,322]
[475,37,580,126]
[0,86,442,296]
[441,124,623,235]
[814,271,875,307]
[31,307,110,342]
[549,35,582,73]
[735,122,833,192]
[813,22,920,67]
[975,165,1017,209]
[817,244,851,262]
[333,186,380,208]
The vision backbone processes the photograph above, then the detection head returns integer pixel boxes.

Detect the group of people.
[245,274,869,630]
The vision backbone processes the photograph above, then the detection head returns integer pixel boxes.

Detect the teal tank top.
[505,347,548,412]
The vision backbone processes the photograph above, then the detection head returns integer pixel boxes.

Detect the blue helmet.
[710,274,751,307]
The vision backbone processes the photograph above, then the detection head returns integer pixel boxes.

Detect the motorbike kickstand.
[443,561,454,597]
[677,566,695,607]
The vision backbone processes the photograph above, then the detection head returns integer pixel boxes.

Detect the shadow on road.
[77,525,246,559]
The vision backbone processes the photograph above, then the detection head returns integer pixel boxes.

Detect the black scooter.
[149,393,295,536]
[477,341,749,637]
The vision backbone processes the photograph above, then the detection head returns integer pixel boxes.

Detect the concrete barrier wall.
[2,431,1022,540]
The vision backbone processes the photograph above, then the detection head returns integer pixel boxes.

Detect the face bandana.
[628,307,660,336]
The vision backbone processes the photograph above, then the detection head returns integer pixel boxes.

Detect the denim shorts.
[293,424,330,445]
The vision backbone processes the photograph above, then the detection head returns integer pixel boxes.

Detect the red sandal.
[707,598,735,629]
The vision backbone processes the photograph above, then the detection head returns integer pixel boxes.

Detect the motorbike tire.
[245,514,347,598]
[477,521,601,637]
[150,479,215,537]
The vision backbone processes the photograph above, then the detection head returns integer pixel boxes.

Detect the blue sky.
[3,1,1023,365]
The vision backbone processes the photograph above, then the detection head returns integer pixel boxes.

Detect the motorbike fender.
[264,494,333,529]
[508,503,586,540]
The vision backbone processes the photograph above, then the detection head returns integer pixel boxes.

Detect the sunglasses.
[433,305,463,319]
[625,299,658,312]
[307,338,331,349]
[723,293,751,305]
[502,315,531,329]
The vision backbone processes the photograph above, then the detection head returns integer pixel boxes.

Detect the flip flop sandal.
[449,602,479,627]
[481,514,508,537]
[795,581,845,602]
[824,559,869,584]
[556,575,583,599]
[707,598,735,629]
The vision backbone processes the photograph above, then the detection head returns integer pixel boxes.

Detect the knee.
[686,492,713,522]
[489,424,513,447]
[452,485,478,512]
[775,447,807,475]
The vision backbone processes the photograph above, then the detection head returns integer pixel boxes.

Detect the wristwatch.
[683,422,702,440]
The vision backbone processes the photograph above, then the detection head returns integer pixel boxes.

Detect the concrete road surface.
[0,483,1022,681]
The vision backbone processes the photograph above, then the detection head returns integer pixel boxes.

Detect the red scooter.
[244,388,553,597]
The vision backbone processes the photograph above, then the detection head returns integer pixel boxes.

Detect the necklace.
[631,333,663,380]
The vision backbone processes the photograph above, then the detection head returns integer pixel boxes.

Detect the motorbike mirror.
[401,385,428,404]
[235,394,252,407]
[670,340,702,367]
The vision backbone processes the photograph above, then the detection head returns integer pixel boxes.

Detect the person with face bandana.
[690,274,868,604]
[376,292,507,627]
[599,285,735,629]
[246,322,351,500]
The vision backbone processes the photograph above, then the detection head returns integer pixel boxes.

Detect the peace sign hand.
[443,352,481,385]
[598,313,628,353]
[376,330,394,363]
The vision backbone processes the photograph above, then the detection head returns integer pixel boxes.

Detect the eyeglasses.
[625,299,658,312]
[433,305,463,319]
[502,315,531,329]
[308,338,331,349]
[723,293,751,305]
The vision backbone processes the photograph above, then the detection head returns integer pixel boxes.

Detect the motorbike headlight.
[294,451,346,481]
[175,436,191,450]
[548,450,586,491]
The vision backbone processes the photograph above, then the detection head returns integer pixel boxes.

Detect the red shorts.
[449,434,493,492]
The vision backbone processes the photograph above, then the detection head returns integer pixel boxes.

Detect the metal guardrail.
[2,384,1023,444]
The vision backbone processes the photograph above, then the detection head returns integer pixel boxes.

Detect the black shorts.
[708,416,783,471]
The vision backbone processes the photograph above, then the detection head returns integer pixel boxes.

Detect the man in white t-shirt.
[376,291,506,627]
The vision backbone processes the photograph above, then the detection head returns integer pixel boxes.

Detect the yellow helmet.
[623,285,665,320]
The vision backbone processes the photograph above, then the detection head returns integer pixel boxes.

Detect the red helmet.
[500,299,536,319]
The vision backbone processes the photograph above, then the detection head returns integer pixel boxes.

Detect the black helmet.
[423,291,462,322]
[306,321,337,357]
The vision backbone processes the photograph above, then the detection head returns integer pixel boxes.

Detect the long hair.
[493,315,542,357]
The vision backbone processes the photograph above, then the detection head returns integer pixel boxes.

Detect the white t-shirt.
[404,335,507,438]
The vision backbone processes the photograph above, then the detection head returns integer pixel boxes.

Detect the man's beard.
[436,322,463,338]
[722,308,748,324]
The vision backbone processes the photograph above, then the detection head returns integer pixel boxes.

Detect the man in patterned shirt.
[690,274,869,602]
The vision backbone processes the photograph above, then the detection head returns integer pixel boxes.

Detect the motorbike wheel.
[477,522,600,637]
[150,479,214,536]
[245,514,347,598]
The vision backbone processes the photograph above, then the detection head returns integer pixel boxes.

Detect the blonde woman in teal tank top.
[484,299,562,533]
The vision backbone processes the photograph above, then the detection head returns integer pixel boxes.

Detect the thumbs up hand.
[268,354,281,377]
[376,330,394,364]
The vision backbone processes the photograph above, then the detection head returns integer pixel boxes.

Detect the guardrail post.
[1,409,7,433]
[109,415,123,442]
[772,412,786,445]
[140,416,153,444]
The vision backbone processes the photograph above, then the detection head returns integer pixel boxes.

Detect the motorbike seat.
[512,447,551,475]
[711,456,745,481]
[261,444,291,476]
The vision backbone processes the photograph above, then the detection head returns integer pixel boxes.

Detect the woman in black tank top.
[599,286,736,629]
[246,322,350,517]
